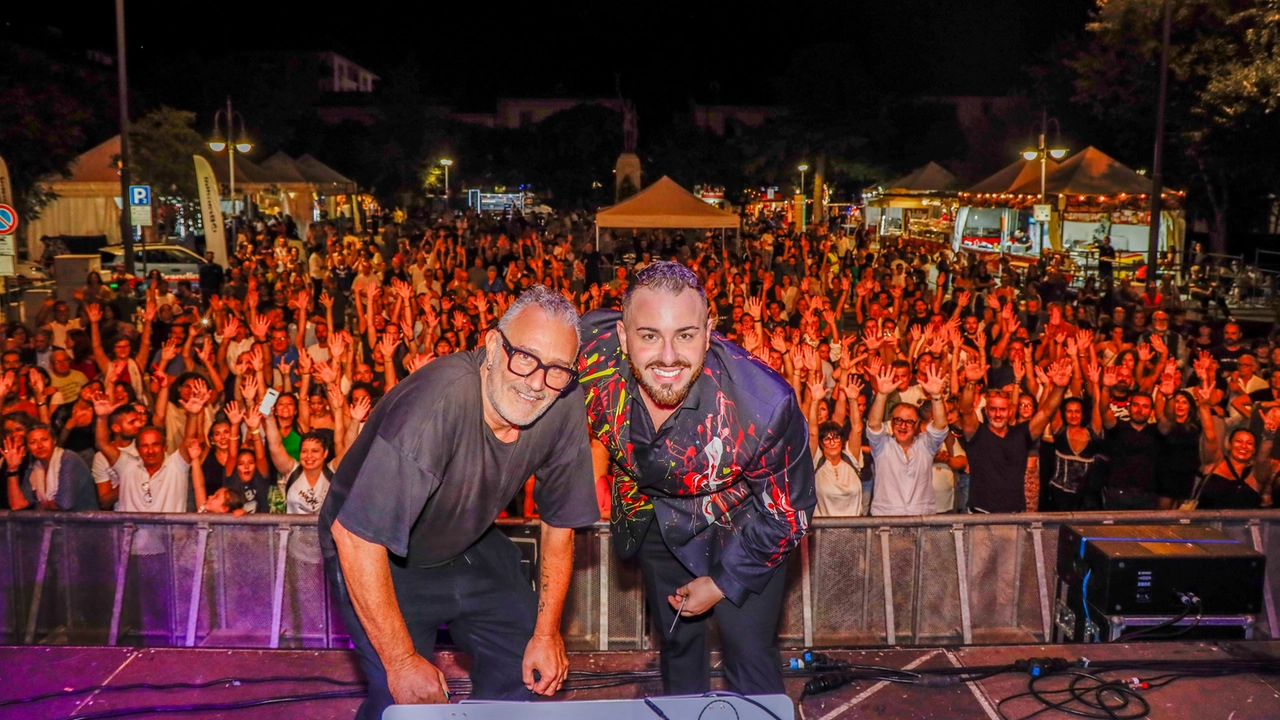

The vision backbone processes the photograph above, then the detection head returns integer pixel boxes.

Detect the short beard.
[484,371,552,428]
[628,355,704,409]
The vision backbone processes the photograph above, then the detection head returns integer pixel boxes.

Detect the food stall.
[954,147,1184,270]
[863,162,960,244]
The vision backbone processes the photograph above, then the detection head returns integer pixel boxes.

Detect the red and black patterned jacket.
[577,309,815,606]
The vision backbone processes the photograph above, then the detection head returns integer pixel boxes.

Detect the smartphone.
[259,388,280,416]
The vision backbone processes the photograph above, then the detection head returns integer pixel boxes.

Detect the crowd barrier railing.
[2,510,1277,650]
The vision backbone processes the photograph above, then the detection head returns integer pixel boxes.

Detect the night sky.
[8,0,1098,112]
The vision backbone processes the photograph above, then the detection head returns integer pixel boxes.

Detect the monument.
[615,96,641,202]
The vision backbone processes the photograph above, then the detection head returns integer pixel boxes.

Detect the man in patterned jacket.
[577,261,814,695]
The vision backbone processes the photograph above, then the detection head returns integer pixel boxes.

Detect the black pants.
[637,521,787,696]
[327,527,537,720]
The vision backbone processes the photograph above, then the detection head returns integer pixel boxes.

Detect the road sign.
[1033,204,1051,222]
[0,203,17,235]
[128,185,153,226]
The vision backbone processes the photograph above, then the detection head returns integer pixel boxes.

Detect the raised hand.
[1085,359,1102,386]
[844,374,865,402]
[392,278,412,300]
[245,406,263,430]
[225,401,245,427]
[379,332,400,362]
[862,325,884,351]
[160,337,180,363]
[151,366,172,390]
[872,365,897,395]
[277,358,294,380]
[1047,358,1073,387]
[769,329,788,354]
[806,377,826,402]
[315,360,339,385]
[2,434,26,471]
[251,315,270,341]
[963,360,988,383]
[1263,407,1280,434]
[921,365,947,397]
[1065,337,1078,357]
[242,373,261,404]
[180,379,211,414]
[222,316,242,340]
[319,291,334,310]
[1158,364,1178,397]
[1149,334,1168,357]
[86,303,103,324]
[1137,343,1154,363]
[1012,358,1026,382]
[1102,365,1119,388]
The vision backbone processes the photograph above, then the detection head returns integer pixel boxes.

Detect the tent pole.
[596,224,599,252]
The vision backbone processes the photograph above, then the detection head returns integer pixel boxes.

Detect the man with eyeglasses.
[320,286,599,718]
[865,363,949,516]
[577,261,814,696]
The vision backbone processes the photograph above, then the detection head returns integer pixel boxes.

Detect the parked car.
[10,260,53,287]
[98,244,205,285]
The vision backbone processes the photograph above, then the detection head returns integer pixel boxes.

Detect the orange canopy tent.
[594,176,740,250]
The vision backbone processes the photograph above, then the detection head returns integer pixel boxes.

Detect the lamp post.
[208,96,252,247]
[114,0,135,276]
[1022,109,1068,254]
[440,159,453,201]
[798,164,809,228]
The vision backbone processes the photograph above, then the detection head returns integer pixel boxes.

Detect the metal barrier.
[3,510,1278,650]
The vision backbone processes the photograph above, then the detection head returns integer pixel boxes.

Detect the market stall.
[863,162,960,243]
[952,157,1059,253]
[24,137,125,259]
[595,175,740,249]
[956,147,1185,267]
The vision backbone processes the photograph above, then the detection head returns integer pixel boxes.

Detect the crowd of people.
[3,208,1279,518]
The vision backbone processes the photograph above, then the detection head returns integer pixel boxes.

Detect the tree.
[123,108,207,239]
[1071,0,1280,252]
[0,44,112,249]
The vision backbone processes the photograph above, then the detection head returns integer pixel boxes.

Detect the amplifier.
[1055,524,1266,642]
[1057,524,1265,615]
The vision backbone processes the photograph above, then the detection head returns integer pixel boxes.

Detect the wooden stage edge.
[2,641,1279,719]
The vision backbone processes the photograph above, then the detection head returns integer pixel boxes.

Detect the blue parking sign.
[129,185,151,206]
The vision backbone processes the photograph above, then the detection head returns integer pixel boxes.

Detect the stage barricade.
[2,511,1277,650]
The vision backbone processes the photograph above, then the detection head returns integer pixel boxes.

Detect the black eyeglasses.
[497,331,578,391]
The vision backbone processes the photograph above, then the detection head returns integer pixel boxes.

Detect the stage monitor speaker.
[384,693,794,720]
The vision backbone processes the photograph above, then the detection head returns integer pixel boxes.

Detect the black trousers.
[327,527,537,720]
[637,521,787,696]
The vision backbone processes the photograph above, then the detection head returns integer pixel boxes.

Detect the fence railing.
[3,510,1278,650]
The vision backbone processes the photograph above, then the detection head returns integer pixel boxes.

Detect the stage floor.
[2,642,1279,719]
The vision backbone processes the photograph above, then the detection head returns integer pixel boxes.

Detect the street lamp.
[440,159,453,200]
[1021,109,1067,201]
[797,164,810,227]
[208,96,252,217]
[1021,109,1068,254]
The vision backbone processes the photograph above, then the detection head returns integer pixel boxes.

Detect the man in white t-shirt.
[93,386,206,513]
[92,404,144,510]
[866,363,950,516]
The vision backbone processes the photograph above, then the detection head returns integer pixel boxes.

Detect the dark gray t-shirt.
[319,348,599,564]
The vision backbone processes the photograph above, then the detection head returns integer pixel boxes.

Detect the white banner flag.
[193,155,227,265]
[0,155,13,207]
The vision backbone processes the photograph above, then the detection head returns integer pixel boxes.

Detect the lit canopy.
[965,158,1060,195]
[595,176,740,229]
[1006,146,1150,197]
[874,161,960,194]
